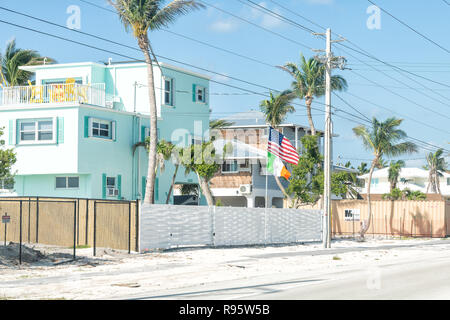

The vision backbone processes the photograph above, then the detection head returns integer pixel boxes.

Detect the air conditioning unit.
[107,188,119,197]
[238,184,252,195]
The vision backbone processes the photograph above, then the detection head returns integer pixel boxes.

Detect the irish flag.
[267,152,291,180]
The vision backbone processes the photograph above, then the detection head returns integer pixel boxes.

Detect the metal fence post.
[85,199,89,246]
[28,197,31,243]
[36,196,39,243]
[93,201,97,257]
[128,201,131,254]
[77,198,80,246]
[73,201,77,260]
[19,200,22,265]
[135,199,139,253]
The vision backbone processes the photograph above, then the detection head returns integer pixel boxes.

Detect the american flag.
[267,127,300,165]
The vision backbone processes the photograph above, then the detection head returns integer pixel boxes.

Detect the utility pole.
[313,28,347,249]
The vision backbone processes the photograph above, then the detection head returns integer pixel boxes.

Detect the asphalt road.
[127,244,450,300]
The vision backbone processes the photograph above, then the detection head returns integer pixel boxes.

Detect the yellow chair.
[28,80,43,103]
[65,78,76,102]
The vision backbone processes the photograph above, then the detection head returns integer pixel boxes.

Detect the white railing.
[0,83,106,107]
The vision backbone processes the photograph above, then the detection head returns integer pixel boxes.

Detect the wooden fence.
[331,199,450,238]
[0,197,139,252]
[287,199,450,238]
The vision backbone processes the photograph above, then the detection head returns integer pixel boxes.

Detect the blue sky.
[1,0,449,168]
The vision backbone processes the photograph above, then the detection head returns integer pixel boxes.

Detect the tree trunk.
[436,172,442,195]
[274,175,292,205]
[166,164,179,204]
[139,37,158,205]
[305,97,316,136]
[197,173,214,206]
[361,158,377,238]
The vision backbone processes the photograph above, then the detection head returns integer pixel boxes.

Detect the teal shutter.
[157,128,160,140]
[117,174,122,199]
[192,84,196,102]
[102,174,106,199]
[142,176,146,199]
[141,126,146,143]
[57,117,64,144]
[84,116,89,138]
[8,120,14,145]
[155,177,159,202]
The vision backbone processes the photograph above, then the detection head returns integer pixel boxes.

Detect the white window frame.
[106,176,118,197]
[88,117,116,140]
[55,176,80,189]
[222,160,239,174]
[18,117,57,145]
[163,77,174,107]
[195,86,206,103]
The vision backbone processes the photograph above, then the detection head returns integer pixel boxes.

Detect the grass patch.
[68,245,91,249]
[332,256,341,261]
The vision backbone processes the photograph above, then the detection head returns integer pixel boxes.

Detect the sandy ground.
[0,236,449,300]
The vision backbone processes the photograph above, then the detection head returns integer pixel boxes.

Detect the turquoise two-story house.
[0,60,210,202]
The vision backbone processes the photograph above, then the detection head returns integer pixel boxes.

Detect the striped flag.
[267,152,291,180]
[267,127,300,165]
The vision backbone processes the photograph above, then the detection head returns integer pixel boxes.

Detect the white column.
[246,196,255,208]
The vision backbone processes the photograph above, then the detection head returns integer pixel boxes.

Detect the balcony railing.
[0,83,106,107]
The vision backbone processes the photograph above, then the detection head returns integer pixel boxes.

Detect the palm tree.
[375,156,388,169]
[1,39,54,87]
[353,117,417,238]
[279,53,347,136]
[259,90,296,200]
[388,160,405,193]
[357,162,369,175]
[109,0,204,204]
[209,119,234,130]
[166,145,182,204]
[182,141,220,206]
[425,148,447,195]
[260,90,296,128]
[155,139,174,175]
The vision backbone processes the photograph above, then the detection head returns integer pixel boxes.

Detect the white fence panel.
[214,207,266,246]
[140,204,322,251]
[140,204,212,251]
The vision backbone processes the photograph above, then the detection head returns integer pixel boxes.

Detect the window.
[107,177,116,188]
[163,77,174,106]
[196,86,206,103]
[19,119,54,143]
[222,161,238,173]
[447,178,450,186]
[55,177,79,189]
[239,160,251,171]
[106,176,119,197]
[371,178,379,186]
[87,117,116,140]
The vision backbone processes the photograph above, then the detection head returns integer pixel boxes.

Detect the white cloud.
[210,19,239,33]
[247,2,283,29]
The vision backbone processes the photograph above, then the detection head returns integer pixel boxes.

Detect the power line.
[260,0,450,89]
[367,0,450,55]
[342,91,450,135]
[197,0,313,50]
[1,12,448,154]
[222,1,450,114]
